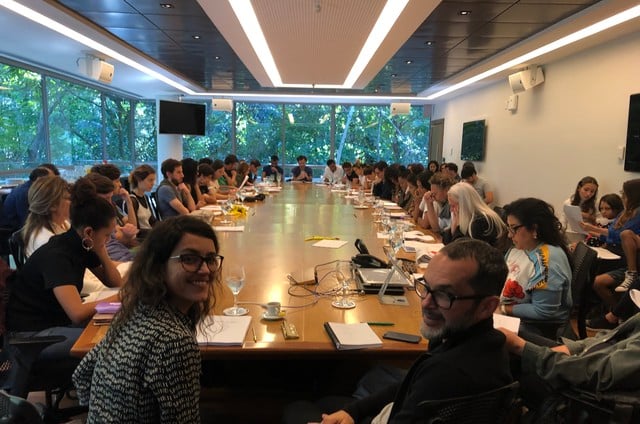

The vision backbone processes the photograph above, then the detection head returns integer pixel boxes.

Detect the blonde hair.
[448,182,506,239]
[22,176,70,246]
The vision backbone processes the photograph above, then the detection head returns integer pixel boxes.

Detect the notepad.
[324,322,383,350]
[493,313,521,334]
[196,315,252,346]
[312,239,348,249]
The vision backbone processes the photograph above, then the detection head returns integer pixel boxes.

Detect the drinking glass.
[389,228,404,259]
[238,188,247,205]
[223,264,248,316]
[219,199,233,225]
[332,262,356,309]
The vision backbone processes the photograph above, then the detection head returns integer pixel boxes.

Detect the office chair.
[558,387,640,424]
[147,192,161,221]
[0,260,84,420]
[416,381,521,423]
[6,232,24,271]
[0,389,45,423]
[569,242,598,339]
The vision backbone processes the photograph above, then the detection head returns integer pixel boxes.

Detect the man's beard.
[170,177,181,185]
[420,305,478,343]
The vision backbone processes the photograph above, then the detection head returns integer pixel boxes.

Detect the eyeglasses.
[169,253,224,273]
[507,224,524,235]
[414,279,489,310]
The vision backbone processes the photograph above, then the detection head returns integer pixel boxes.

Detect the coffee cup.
[265,301,281,317]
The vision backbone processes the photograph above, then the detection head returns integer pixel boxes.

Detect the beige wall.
[432,30,640,215]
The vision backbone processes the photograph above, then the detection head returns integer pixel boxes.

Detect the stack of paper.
[196,315,252,346]
[324,322,383,350]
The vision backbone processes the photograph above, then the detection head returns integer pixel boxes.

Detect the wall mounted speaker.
[212,98,233,112]
[77,55,114,83]
[509,66,544,94]
[390,102,410,116]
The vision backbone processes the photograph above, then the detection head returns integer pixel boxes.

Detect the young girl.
[595,193,624,226]
[582,179,640,329]
[561,176,599,228]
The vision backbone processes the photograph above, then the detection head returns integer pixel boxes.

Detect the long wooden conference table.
[71,183,433,360]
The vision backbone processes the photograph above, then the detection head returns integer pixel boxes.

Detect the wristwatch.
[500,304,507,315]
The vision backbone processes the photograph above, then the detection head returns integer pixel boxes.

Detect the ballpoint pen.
[251,326,257,342]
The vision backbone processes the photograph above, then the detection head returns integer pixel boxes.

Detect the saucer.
[262,313,284,321]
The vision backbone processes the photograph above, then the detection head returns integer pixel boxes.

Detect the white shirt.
[323,166,344,183]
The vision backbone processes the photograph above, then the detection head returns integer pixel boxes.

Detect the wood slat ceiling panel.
[53,0,603,95]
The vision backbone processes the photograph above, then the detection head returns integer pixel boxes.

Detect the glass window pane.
[183,103,232,160]
[47,78,103,171]
[284,104,331,170]
[235,102,282,165]
[0,63,44,173]
[134,100,157,163]
[335,105,429,165]
[104,93,133,174]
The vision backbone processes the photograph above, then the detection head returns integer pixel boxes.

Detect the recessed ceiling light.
[214,56,221,60]
[459,10,471,16]
[391,73,397,78]
[160,4,174,9]
[405,60,413,64]
[425,41,434,46]
[192,35,201,40]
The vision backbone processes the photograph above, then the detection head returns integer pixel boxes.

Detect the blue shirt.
[0,181,31,230]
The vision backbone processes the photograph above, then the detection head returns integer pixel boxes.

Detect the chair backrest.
[7,232,25,271]
[416,381,520,423]
[493,206,507,223]
[571,242,598,339]
[147,192,161,221]
[0,390,44,423]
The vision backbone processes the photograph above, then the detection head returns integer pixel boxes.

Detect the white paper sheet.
[312,239,348,249]
[590,246,621,260]
[213,226,245,232]
[563,204,588,234]
[493,313,521,333]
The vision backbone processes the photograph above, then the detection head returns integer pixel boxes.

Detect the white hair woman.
[445,182,508,250]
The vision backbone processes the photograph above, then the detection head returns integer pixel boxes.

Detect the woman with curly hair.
[73,216,222,423]
[499,198,572,338]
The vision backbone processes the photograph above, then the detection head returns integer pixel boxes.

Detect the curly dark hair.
[112,216,221,334]
[504,197,571,262]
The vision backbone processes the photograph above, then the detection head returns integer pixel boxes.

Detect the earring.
[82,237,94,251]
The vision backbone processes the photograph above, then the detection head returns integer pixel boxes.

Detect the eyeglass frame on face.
[169,253,224,273]
[507,224,524,235]
[414,278,490,310]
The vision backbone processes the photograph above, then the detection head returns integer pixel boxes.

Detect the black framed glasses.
[507,224,524,235]
[414,279,489,310]
[169,253,224,273]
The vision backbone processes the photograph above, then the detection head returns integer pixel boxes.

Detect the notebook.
[324,322,383,350]
[196,315,252,346]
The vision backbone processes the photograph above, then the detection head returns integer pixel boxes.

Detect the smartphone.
[403,245,417,253]
[383,331,422,344]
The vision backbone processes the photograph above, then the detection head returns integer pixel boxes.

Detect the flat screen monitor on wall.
[159,100,206,136]
[460,119,486,161]
[624,93,640,172]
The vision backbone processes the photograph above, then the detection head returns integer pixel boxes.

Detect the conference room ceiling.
[50,0,602,97]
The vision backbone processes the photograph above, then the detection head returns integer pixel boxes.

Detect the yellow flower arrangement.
[228,204,248,217]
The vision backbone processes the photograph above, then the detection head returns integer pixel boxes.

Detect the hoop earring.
[82,237,94,251]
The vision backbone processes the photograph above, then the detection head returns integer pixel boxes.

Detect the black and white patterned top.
[73,303,201,423]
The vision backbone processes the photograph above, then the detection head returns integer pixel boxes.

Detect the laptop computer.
[356,267,410,295]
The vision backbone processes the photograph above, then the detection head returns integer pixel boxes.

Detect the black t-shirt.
[7,229,101,331]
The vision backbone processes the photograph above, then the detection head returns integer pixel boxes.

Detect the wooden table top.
[71,183,436,360]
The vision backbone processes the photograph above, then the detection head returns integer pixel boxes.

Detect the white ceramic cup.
[265,301,281,317]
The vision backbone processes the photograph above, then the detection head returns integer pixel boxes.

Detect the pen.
[366,322,395,326]
[251,326,257,342]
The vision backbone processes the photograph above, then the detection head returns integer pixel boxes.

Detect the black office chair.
[0,260,84,420]
[569,242,599,339]
[0,389,45,423]
[416,381,521,423]
[7,232,24,271]
[148,192,161,221]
